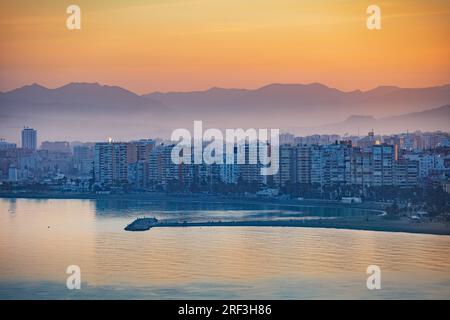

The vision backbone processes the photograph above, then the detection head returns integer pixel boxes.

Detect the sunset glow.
[1,0,449,93]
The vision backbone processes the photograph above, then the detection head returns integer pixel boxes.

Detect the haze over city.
[1,81,449,144]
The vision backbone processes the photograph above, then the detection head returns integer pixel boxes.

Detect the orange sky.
[0,0,449,93]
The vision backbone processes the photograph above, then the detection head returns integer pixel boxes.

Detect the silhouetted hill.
[1,82,165,115]
[144,83,450,127]
[0,83,167,142]
[310,105,450,135]
[1,82,449,142]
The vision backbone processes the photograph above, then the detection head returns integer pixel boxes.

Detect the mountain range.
[1,82,449,142]
[310,105,450,135]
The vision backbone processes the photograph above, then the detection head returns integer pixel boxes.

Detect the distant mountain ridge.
[308,105,450,135]
[1,82,165,115]
[0,82,449,142]
[143,82,450,119]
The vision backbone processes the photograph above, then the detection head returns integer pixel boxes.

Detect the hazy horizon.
[1,0,449,94]
[3,80,450,96]
[1,80,449,144]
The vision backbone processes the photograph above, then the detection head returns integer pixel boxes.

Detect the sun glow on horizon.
[0,0,449,93]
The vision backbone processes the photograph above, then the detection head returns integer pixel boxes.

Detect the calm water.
[0,198,449,299]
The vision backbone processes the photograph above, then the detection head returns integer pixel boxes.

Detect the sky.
[0,0,449,94]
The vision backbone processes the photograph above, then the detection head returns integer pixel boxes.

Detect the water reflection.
[7,199,16,215]
[0,198,449,299]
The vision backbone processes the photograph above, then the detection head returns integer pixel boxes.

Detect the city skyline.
[3,124,450,147]
[2,126,449,198]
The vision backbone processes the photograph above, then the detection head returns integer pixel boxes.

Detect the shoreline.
[0,191,387,212]
[3,192,449,236]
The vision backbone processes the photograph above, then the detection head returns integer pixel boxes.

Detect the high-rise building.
[148,144,178,189]
[73,145,94,176]
[318,142,352,186]
[310,145,323,187]
[94,142,137,184]
[131,139,155,161]
[404,153,445,179]
[394,159,419,188]
[296,145,311,184]
[350,147,372,187]
[128,161,149,189]
[274,144,295,187]
[371,144,395,186]
[21,127,37,150]
[237,142,266,186]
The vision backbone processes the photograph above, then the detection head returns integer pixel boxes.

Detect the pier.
[124,217,159,231]
[123,216,450,236]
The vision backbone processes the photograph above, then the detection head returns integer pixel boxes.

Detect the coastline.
[2,192,449,236]
[0,191,386,212]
